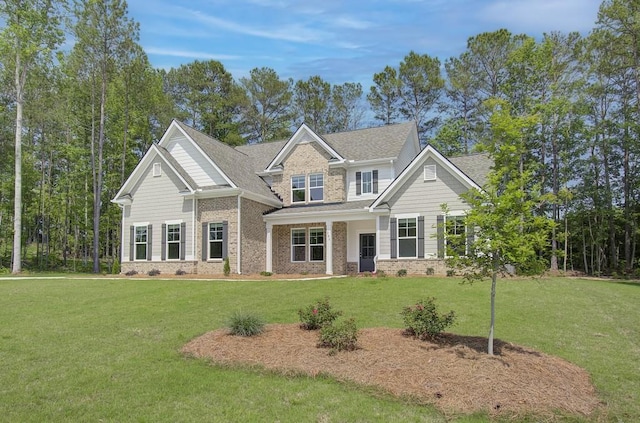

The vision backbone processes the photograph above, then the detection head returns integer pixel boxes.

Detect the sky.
[127,0,603,87]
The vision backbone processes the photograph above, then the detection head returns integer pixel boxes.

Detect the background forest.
[0,0,638,276]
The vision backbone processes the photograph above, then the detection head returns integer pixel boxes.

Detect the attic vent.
[423,165,436,181]
[153,162,162,177]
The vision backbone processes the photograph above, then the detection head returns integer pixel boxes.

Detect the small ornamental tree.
[443,99,554,355]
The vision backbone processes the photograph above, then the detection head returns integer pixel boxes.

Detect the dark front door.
[359,233,376,272]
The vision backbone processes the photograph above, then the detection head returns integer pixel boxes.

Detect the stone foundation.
[376,258,448,276]
[121,261,197,276]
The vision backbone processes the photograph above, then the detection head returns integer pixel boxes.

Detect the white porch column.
[266,222,273,273]
[325,220,333,275]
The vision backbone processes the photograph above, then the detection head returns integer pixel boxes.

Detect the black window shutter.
[202,222,208,261]
[356,171,361,195]
[466,222,474,256]
[129,226,134,261]
[222,221,229,259]
[180,222,186,260]
[437,215,445,258]
[418,216,424,258]
[147,224,153,261]
[390,217,397,259]
[372,170,378,194]
[161,223,166,261]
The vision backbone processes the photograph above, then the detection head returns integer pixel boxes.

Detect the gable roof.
[235,139,287,172]
[172,121,279,202]
[264,123,345,172]
[369,144,489,210]
[323,122,417,161]
[449,153,492,187]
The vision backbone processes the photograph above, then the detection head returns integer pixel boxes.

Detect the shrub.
[175,269,187,276]
[401,297,456,340]
[227,311,265,337]
[259,271,272,277]
[148,269,161,276]
[362,271,372,277]
[298,297,342,330]
[124,269,138,276]
[318,318,358,354]
[223,257,230,276]
[396,268,407,277]
[425,267,435,276]
[376,270,387,278]
[446,269,456,277]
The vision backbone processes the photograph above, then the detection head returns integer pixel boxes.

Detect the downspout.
[193,198,197,268]
[237,193,242,274]
[119,204,125,268]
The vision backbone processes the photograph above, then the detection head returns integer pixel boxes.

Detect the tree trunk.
[93,65,107,273]
[488,260,498,356]
[12,50,24,275]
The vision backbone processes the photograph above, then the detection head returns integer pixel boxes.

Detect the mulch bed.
[181,323,601,419]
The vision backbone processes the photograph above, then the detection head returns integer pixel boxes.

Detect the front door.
[359,233,376,272]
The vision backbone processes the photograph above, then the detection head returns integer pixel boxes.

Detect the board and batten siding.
[123,156,194,261]
[165,135,228,187]
[378,157,470,258]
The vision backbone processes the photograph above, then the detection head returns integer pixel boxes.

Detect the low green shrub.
[227,311,265,337]
[318,318,358,354]
[401,297,456,340]
[376,270,387,278]
[148,269,161,276]
[396,268,407,277]
[124,269,138,276]
[223,257,231,276]
[425,267,435,276]
[259,271,272,276]
[175,269,187,276]
[298,297,342,330]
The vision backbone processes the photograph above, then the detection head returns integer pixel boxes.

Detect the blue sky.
[127,0,602,87]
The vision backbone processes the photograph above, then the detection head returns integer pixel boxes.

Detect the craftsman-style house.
[112,120,491,275]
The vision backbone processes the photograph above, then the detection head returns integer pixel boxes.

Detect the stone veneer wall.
[240,197,272,274]
[270,143,346,206]
[273,222,346,274]
[122,261,197,276]
[376,258,448,276]
[197,196,238,274]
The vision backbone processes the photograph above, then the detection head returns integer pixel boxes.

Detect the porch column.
[266,222,273,273]
[326,220,333,275]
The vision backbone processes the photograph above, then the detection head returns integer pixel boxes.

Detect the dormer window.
[356,170,378,195]
[291,175,306,203]
[309,173,323,202]
[362,171,372,194]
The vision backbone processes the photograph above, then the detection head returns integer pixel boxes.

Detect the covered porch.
[263,201,384,275]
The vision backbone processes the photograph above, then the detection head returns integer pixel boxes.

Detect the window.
[309,173,323,202]
[166,224,180,260]
[209,223,224,259]
[361,171,372,194]
[309,228,324,261]
[446,216,467,256]
[424,164,436,181]
[291,175,306,203]
[153,162,162,177]
[398,218,417,258]
[134,226,148,260]
[291,229,306,262]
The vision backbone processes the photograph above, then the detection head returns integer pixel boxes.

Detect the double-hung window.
[209,223,224,259]
[309,173,323,202]
[309,228,324,261]
[446,216,467,256]
[291,175,306,203]
[134,226,148,260]
[398,218,417,258]
[166,224,181,260]
[361,171,372,194]
[291,229,306,262]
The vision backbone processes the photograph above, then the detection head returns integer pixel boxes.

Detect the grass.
[0,275,638,422]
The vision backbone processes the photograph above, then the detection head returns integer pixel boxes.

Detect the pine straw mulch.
[181,323,602,420]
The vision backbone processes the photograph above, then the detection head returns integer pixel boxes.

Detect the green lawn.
[0,275,638,422]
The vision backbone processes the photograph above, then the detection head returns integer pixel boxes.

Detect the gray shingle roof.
[321,122,416,161]
[235,139,287,172]
[449,153,492,187]
[174,121,278,201]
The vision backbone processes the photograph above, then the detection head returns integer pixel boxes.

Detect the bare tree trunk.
[488,256,498,356]
[12,50,25,274]
[93,66,107,273]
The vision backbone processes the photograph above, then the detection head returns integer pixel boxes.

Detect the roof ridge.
[174,120,250,159]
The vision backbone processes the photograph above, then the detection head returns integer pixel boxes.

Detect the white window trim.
[308,227,324,262]
[134,225,148,261]
[444,212,468,257]
[291,175,306,203]
[308,173,324,203]
[361,170,373,194]
[397,215,418,259]
[153,162,162,177]
[166,223,181,261]
[291,228,306,262]
[208,222,224,261]
[424,164,436,181]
